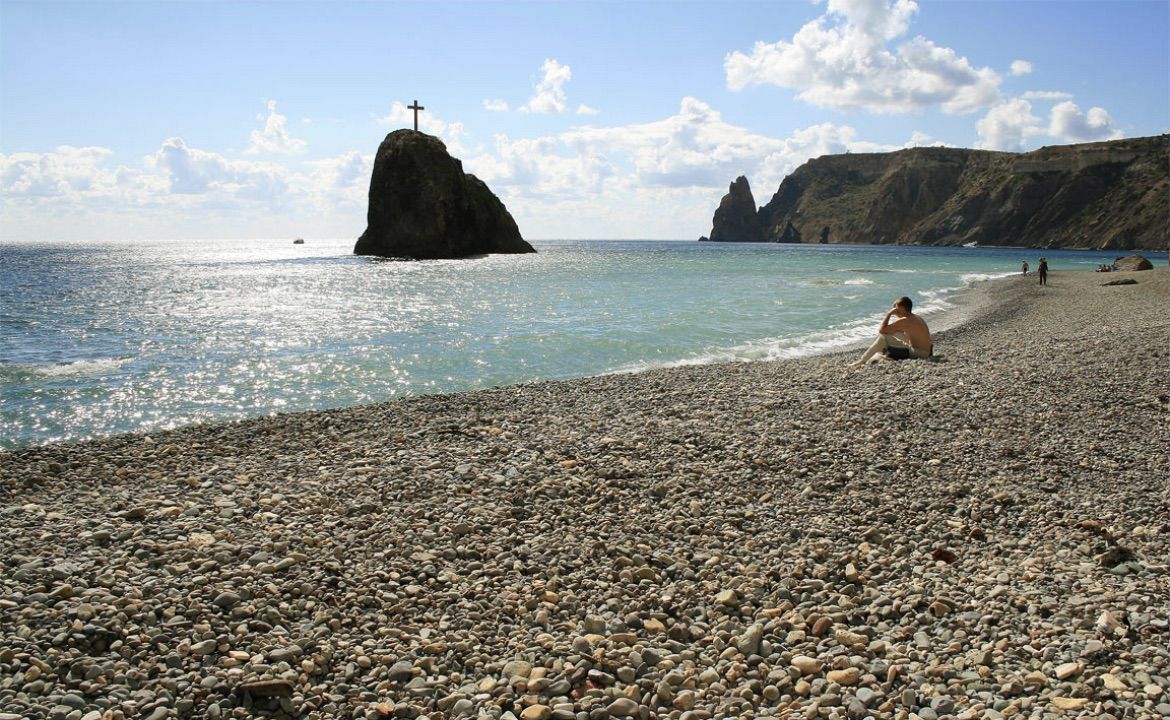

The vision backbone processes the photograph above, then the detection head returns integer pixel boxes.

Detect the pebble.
[827,667,860,686]
[1055,662,1083,680]
[607,698,640,717]
[520,706,552,720]
[0,269,1166,720]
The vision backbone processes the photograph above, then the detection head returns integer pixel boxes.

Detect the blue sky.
[2,0,1166,241]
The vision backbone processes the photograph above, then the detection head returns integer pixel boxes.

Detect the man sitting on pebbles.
[851,296,933,366]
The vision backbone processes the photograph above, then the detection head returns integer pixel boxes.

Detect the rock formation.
[707,136,1168,251]
[1113,255,1155,271]
[354,130,535,259]
[704,176,764,243]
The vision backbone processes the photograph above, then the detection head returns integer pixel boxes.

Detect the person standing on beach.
[1021,260,1029,275]
[1038,257,1048,285]
[851,296,933,366]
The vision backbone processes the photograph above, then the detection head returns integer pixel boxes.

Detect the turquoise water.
[0,239,1139,449]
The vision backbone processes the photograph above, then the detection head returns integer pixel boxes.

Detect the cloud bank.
[725,0,1001,114]
[0,0,1142,241]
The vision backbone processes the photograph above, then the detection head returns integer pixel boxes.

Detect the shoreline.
[2,242,1158,454]
[1,268,1167,720]
[1,268,1018,455]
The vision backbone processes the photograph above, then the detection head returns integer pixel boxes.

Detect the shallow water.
[0,238,1136,448]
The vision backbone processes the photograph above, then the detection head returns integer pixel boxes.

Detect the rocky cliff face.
[714,136,1168,250]
[704,176,764,243]
[355,130,535,259]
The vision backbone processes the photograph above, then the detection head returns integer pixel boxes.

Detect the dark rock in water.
[1113,254,1154,271]
[706,176,764,243]
[777,221,802,244]
[1102,278,1138,286]
[354,130,534,259]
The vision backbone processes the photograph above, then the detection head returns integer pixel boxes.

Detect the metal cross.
[407,100,424,131]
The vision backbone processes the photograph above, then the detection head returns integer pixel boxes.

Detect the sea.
[0,239,1139,450]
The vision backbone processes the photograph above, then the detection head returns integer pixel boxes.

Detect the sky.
[1,0,1166,242]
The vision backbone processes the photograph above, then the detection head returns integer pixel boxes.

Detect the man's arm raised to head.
[879,316,907,336]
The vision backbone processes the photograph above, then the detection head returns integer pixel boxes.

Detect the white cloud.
[459,96,896,238]
[1,127,375,241]
[0,146,119,198]
[576,104,600,116]
[9,77,1132,242]
[304,151,371,207]
[483,99,510,112]
[520,58,573,114]
[1048,101,1122,143]
[246,100,307,155]
[556,98,786,189]
[150,137,294,201]
[976,98,1044,150]
[305,150,368,193]
[1010,60,1033,76]
[904,130,949,148]
[977,95,1124,150]
[1022,90,1073,101]
[725,0,1001,114]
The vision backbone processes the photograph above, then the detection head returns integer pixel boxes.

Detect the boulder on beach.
[1112,254,1154,272]
[354,130,535,259]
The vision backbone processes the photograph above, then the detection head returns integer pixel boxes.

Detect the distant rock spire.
[706,176,764,243]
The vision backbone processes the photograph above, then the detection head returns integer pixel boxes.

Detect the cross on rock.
[407,100,424,132]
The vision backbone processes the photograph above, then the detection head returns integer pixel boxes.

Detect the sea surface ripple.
[0,238,1131,448]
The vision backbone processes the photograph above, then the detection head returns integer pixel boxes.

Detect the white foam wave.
[606,316,882,376]
[607,269,1018,376]
[801,277,877,287]
[4,358,130,379]
[959,271,1015,284]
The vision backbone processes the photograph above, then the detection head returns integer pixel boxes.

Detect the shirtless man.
[851,296,933,366]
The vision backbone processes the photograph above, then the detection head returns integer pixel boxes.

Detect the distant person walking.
[1038,257,1048,285]
[1021,260,1029,276]
[851,296,933,367]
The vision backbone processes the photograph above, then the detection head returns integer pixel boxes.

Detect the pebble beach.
[2,267,1167,720]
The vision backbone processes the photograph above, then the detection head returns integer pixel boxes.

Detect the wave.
[0,357,130,382]
[800,277,875,286]
[606,315,885,376]
[959,271,1015,284]
[609,269,1021,375]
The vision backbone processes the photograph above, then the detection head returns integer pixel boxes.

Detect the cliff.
[710,136,1168,250]
[703,176,765,243]
[355,130,535,259]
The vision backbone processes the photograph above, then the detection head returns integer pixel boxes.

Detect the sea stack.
[354,130,535,259]
[704,176,764,243]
